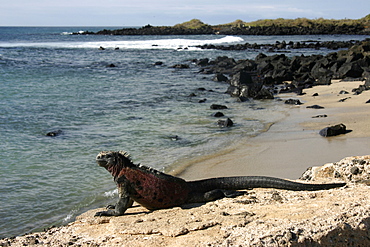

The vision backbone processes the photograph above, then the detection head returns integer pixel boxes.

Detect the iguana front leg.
[95,183,134,216]
[95,194,134,216]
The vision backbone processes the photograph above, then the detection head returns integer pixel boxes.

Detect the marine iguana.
[95,150,346,216]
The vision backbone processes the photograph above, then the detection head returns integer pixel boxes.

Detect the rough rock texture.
[77,22,370,36]
[196,40,370,100]
[319,123,347,137]
[2,156,370,247]
[300,155,370,184]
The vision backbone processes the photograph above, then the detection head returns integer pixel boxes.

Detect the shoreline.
[77,17,370,36]
[177,79,370,180]
[4,154,370,246]
[2,81,370,246]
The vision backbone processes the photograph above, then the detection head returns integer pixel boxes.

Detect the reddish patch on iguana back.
[118,167,189,210]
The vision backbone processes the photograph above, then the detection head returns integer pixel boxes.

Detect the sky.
[1,0,369,26]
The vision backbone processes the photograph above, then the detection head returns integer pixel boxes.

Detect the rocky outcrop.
[300,155,370,183]
[195,40,370,100]
[2,156,370,247]
[75,23,370,36]
[197,39,363,51]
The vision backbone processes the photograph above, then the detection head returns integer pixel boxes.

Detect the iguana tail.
[187,176,345,192]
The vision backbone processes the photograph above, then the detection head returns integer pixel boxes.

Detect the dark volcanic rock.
[352,77,370,95]
[285,99,303,105]
[253,86,274,99]
[217,118,234,127]
[171,64,189,69]
[196,58,209,66]
[337,61,364,78]
[339,90,349,94]
[76,22,370,36]
[319,124,347,137]
[315,75,332,85]
[338,97,351,102]
[312,115,328,118]
[46,130,62,137]
[212,112,225,117]
[193,40,370,102]
[225,71,274,100]
[306,105,325,109]
[210,104,228,110]
[213,73,228,82]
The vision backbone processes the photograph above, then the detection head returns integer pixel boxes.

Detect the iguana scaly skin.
[95,151,346,216]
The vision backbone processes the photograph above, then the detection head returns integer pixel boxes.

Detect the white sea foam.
[0,36,244,50]
[104,189,118,197]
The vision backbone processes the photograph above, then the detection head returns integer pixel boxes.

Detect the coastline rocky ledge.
[74,17,370,36]
[190,39,370,102]
[2,155,370,246]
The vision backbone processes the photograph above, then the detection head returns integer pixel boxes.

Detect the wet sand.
[177,80,370,180]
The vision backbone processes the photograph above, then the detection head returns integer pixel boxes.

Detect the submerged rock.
[210,104,228,110]
[212,112,225,117]
[217,118,234,127]
[46,130,62,137]
[171,64,189,69]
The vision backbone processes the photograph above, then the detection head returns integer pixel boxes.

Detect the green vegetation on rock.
[174,19,210,29]
[219,15,370,28]
[82,14,370,36]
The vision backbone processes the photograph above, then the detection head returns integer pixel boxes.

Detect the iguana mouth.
[96,157,108,167]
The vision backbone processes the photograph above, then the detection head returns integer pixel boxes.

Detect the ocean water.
[0,26,367,238]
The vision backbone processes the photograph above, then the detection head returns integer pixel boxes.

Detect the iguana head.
[96,151,133,178]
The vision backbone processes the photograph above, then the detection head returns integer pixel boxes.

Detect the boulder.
[319,124,347,137]
[337,61,364,78]
[213,73,228,82]
[285,99,303,105]
[231,60,257,72]
[229,71,254,87]
[212,112,225,117]
[225,86,240,97]
[352,80,370,95]
[210,104,228,110]
[253,86,274,99]
[306,105,325,109]
[312,114,328,118]
[227,71,267,99]
[217,118,234,127]
[195,58,209,66]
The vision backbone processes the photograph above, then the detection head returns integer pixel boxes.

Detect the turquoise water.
[0,27,367,238]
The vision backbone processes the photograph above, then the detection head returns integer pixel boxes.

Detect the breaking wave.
[0,36,244,50]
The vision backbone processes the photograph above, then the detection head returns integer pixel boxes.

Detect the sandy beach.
[178,79,370,180]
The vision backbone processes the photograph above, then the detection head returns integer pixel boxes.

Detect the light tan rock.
[2,156,370,247]
[301,155,370,183]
